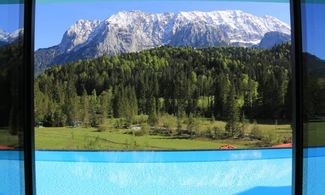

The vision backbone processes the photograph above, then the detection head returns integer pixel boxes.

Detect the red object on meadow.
[219,144,237,149]
[272,143,292,148]
[0,145,15,150]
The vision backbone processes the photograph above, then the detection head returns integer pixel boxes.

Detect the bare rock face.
[59,19,101,53]
[258,31,291,49]
[35,10,291,72]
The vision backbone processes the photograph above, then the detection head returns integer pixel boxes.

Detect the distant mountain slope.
[303,53,325,75]
[0,29,23,46]
[258,31,291,49]
[35,10,291,72]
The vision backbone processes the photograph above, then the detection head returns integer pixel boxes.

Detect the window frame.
[290,0,304,195]
[24,0,36,194]
[22,1,305,194]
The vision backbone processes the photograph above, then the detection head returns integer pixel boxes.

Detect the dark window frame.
[290,0,304,194]
[22,1,305,194]
[24,0,35,194]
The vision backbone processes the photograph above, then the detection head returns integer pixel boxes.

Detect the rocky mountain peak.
[35,10,291,72]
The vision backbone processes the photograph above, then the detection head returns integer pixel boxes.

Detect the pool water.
[35,149,292,195]
[0,151,24,195]
[303,147,325,194]
[2,148,324,195]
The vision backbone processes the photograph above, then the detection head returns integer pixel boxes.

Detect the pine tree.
[148,98,158,126]
[90,89,99,127]
[187,113,197,138]
[34,81,48,126]
[225,86,241,137]
[99,88,113,120]
[126,85,138,120]
[113,85,127,118]
[63,81,79,126]
[80,89,90,127]
[214,74,231,118]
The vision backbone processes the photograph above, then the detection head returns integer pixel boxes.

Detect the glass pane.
[302,0,325,194]
[35,0,293,194]
[0,1,25,195]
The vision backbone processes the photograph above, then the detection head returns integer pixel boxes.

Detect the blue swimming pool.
[304,147,325,194]
[1,148,324,195]
[0,151,25,195]
[36,149,293,195]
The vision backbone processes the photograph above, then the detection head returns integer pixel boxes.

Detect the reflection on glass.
[302,3,325,147]
[35,1,293,194]
[302,1,325,195]
[0,2,25,195]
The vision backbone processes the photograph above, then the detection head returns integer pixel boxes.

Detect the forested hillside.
[35,44,292,135]
[0,42,23,136]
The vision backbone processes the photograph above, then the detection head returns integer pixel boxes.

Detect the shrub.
[260,130,277,147]
[114,119,124,128]
[187,114,198,138]
[212,126,224,139]
[241,119,250,135]
[282,136,292,144]
[150,127,172,136]
[250,122,263,140]
[202,128,213,138]
[141,123,149,135]
[233,125,244,139]
[160,114,176,129]
[148,112,159,126]
[133,115,148,124]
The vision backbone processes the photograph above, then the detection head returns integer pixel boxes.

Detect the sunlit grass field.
[3,121,325,150]
[35,127,248,150]
[35,117,292,150]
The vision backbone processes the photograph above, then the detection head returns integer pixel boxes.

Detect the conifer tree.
[225,86,241,137]
[81,89,90,127]
[90,89,99,127]
[148,98,158,126]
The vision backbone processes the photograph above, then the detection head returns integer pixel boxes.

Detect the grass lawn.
[35,127,253,150]
[35,120,292,150]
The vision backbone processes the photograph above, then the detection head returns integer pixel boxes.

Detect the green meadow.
[4,120,325,150]
[35,116,292,150]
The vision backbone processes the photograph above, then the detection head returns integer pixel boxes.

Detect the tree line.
[35,43,292,136]
[0,42,24,137]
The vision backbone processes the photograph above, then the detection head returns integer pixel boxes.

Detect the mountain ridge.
[35,10,291,72]
[303,52,325,75]
[258,31,291,49]
[0,29,23,46]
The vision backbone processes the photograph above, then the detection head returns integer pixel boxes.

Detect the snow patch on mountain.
[59,19,100,53]
[35,10,291,71]
[0,28,24,45]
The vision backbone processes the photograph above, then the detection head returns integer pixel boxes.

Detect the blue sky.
[302,3,325,59]
[1,1,292,49]
[33,1,291,49]
[0,4,24,32]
